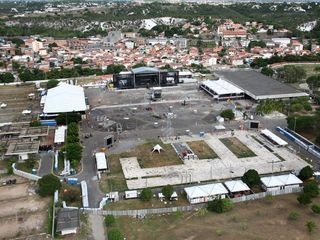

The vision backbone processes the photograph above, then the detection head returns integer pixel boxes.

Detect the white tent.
[43,83,86,114]
[152,144,163,153]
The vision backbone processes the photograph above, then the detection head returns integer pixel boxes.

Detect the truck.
[150,87,162,101]
[125,190,139,199]
[66,178,79,185]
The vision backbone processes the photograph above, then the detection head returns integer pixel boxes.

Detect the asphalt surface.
[38,151,54,177]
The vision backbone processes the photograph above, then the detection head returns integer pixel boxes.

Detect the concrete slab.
[120,130,309,189]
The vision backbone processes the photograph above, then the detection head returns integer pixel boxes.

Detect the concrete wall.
[12,163,41,181]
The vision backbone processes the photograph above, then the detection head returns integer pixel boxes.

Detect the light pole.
[293,117,297,132]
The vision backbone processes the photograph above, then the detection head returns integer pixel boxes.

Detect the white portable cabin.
[261,174,302,192]
[125,190,139,199]
[95,152,108,172]
[184,183,228,204]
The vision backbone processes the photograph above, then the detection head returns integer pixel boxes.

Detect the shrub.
[61,186,81,203]
[297,193,312,205]
[38,174,61,197]
[303,181,319,198]
[207,197,233,213]
[288,211,299,221]
[241,169,260,188]
[107,229,123,240]
[311,204,320,214]
[298,166,314,181]
[46,79,59,89]
[105,215,115,226]
[220,109,235,120]
[162,185,174,200]
[306,221,316,233]
[140,188,153,202]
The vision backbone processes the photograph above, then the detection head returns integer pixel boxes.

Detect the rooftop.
[56,208,80,232]
[216,70,308,100]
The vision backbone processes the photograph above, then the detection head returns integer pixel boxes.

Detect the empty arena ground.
[120,130,309,189]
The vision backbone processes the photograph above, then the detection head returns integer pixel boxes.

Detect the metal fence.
[83,187,303,216]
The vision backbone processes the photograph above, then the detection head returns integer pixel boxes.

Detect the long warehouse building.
[214,70,308,101]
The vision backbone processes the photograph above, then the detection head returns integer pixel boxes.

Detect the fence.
[83,187,303,216]
[12,163,41,181]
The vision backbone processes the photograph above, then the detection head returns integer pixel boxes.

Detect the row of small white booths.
[184,173,302,204]
[124,190,178,201]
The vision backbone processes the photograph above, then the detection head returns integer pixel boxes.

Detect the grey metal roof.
[215,70,308,100]
[131,67,160,74]
[56,208,80,232]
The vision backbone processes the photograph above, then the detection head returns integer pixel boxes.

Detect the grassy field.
[99,153,129,193]
[293,64,320,79]
[105,194,189,210]
[220,137,257,158]
[187,141,219,159]
[135,140,182,168]
[113,194,320,240]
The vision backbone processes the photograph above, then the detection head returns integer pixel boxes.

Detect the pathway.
[89,214,106,240]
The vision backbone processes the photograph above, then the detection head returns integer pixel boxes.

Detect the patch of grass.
[135,139,182,168]
[187,140,219,159]
[105,194,189,210]
[220,137,256,158]
[288,211,299,221]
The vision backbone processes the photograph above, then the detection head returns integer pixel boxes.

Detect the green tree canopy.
[220,109,235,120]
[162,185,174,200]
[241,169,260,188]
[298,166,314,181]
[46,79,59,89]
[140,188,153,202]
[207,197,233,213]
[297,193,312,205]
[261,67,274,77]
[108,229,123,240]
[248,40,266,50]
[38,174,61,197]
[304,181,319,198]
[0,72,14,83]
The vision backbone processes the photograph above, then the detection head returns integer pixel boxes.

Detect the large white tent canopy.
[224,180,250,193]
[43,83,86,114]
[184,183,228,199]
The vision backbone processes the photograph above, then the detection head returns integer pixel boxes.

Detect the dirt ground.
[0,84,40,123]
[0,178,50,239]
[115,194,320,240]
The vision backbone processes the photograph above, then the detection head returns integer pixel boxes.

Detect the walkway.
[89,214,106,240]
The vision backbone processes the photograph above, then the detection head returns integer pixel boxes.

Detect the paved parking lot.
[120,130,309,189]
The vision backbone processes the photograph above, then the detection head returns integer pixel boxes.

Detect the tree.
[56,113,81,125]
[207,197,233,213]
[297,193,312,205]
[248,40,266,51]
[140,188,153,201]
[104,215,115,226]
[132,62,146,68]
[311,204,320,214]
[306,75,320,92]
[241,169,260,188]
[66,143,82,167]
[278,65,306,83]
[38,174,61,197]
[162,185,174,200]
[298,166,314,181]
[261,67,274,77]
[0,72,14,83]
[11,38,25,47]
[107,229,123,240]
[61,186,81,203]
[304,181,319,198]
[306,221,316,233]
[47,79,59,89]
[105,64,126,74]
[220,109,235,120]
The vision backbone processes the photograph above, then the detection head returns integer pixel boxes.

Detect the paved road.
[38,151,54,177]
